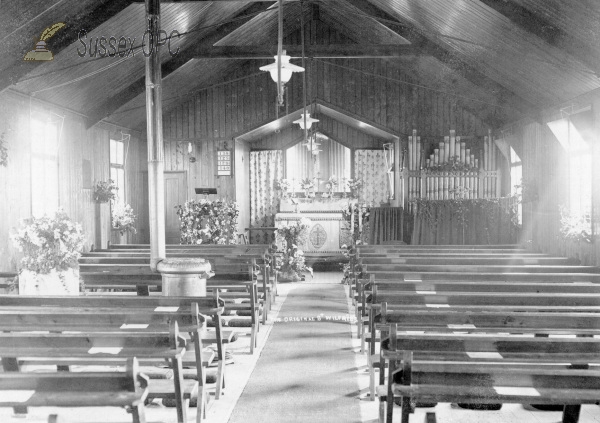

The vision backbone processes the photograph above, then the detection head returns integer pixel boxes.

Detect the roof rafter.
[477,0,600,78]
[346,0,542,120]
[192,44,418,59]
[0,0,134,94]
[85,1,275,128]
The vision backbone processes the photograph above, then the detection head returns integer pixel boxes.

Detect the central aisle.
[227,279,362,423]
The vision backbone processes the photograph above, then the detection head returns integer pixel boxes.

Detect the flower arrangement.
[112,203,137,236]
[559,206,592,243]
[346,178,363,199]
[93,179,118,203]
[11,210,85,274]
[300,178,314,198]
[274,179,292,200]
[176,199,239,245]
[275,217,313,279]
[322,175,338,198]
[0,131,8,167]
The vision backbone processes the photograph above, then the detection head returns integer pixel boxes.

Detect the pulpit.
[275,198,354,254]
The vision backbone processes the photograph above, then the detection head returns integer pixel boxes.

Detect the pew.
[0,294,228,401]
[0,324,195,423]
[379,330,600,423]
[0,357,150,423]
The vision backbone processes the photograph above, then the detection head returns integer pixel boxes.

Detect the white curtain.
[285,136,350,191]
[250,150,283,244]
[355,149,389,205]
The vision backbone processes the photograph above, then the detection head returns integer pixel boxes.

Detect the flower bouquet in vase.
[300,178,314,199]
[11,209,85,295]
[112,203,137,243]
[322,175,338,198]
[346,178,363,200]
[275,217,313,281]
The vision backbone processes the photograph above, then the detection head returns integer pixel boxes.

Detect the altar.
[275,198,354,254]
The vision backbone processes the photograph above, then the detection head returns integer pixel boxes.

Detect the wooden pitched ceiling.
[3,0,600,132]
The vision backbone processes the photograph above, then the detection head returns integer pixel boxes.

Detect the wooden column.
[145,0,166,271]
[393,136,401,207]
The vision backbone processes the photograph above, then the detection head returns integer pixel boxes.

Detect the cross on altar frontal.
[276,197,356,254]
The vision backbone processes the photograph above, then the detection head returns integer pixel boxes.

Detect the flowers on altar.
[112,203,137,236]
[93,179,118,203]
[300,178,314,198]
[322,175,339,197]
[176,199,239,245]
[274,179,292,200]
[346,178,363,199]
[11,209,85,274]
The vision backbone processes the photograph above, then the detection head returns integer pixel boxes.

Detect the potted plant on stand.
[93,179,118,250]
[112,203,137,243]
[275,217,313,282]
[11,209,85,295]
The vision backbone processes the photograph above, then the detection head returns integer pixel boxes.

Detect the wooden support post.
[393,136,401,207]
[145,0,166,271]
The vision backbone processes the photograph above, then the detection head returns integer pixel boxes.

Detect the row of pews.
[350,243,600,423]
[0,243,279,423]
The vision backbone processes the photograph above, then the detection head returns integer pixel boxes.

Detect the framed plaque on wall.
[217,149,232,176]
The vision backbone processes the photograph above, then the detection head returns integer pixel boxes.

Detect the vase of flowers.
[93,179,118,203]
[274,178,292,200]
[275,217,313,282]
[11,210,85,295]
[346,178,363,199]
[112,203,137,239]
[300,178,314,199]
[323,175,338,198]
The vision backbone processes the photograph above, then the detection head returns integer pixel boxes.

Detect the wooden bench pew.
[0,357,150,423]
[369,304,600,401]
[355,276,600,338]
[361,283,600,397]
[0,304,219,416]
[359,256,578,266]
[0,326,195,423]
[207,280,261,353]
[79,254,275,311]
[0,294,228,401]
[362,263,598,274]
[379,331,600,423]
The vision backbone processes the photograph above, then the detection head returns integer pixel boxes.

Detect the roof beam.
[85,2,274,128]
[477,0,600,78]
[192,44,418,59]
[345,0,541,120]
[0,0,134,94]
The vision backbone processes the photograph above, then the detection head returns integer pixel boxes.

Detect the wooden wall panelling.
[0,91,143,270]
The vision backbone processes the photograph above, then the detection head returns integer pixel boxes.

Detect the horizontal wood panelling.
[161,57,490,146]
[0,91,144,272]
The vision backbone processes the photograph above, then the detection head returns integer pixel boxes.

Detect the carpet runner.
[227,282,361,423]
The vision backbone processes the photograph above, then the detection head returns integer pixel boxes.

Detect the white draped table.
[275,198,355,254]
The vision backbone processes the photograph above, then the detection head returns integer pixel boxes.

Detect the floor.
[1,272,600,422]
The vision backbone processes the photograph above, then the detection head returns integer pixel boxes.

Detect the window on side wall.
[110,138,126,206]
[547,109,593,239]
[31,117,60,217]
[509,146,522,225]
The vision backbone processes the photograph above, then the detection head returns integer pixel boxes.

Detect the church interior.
[1,0,600,422]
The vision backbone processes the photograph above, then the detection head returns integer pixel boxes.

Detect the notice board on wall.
[217,149,232,176]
